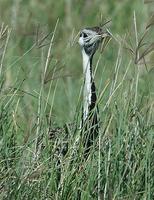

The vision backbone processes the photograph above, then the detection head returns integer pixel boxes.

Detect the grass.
[0,0,154,199]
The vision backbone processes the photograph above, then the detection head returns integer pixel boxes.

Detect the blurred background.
[0,1,154,199]
[0,0,153,128]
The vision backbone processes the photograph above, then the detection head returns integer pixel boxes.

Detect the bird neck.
[82,49,97,121]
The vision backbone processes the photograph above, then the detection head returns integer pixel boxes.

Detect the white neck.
[82,49,92,121]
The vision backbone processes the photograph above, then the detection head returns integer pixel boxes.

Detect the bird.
[49,25,111,159]
[78,26,111,155]
[47,25,111,192]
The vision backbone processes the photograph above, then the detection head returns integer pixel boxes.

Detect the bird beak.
[101,30,111,38]
[100,29,112,52]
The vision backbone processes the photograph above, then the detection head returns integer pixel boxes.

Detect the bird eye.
[83,32,88,38]
[80,32,88,38]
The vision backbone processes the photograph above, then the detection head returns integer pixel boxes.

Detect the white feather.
[82,49,92,121]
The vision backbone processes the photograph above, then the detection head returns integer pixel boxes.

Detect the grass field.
[0,0,154,199]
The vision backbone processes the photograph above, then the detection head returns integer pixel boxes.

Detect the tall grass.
[0,1,154,199]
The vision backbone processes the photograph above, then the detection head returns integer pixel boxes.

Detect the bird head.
[78,26,111,56]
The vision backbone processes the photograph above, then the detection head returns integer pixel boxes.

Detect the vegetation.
[0,0,154,199]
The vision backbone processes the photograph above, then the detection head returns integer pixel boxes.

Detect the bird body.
[49,25,111,157]
[48,25,111,187]
[78,26,110,153]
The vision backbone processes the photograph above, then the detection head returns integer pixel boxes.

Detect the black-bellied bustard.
[78,26,111,155]
[50,24,111,161]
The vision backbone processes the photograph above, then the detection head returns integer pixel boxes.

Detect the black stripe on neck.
[89,55,97,111]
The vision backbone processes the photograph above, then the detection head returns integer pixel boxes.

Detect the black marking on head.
[84,40,100,56]
[80,32,88,38]
[83,32,88,38]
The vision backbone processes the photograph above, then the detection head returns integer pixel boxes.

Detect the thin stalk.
[133,11,140,109]
[34,19,59,159]
[0,28,11,76]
